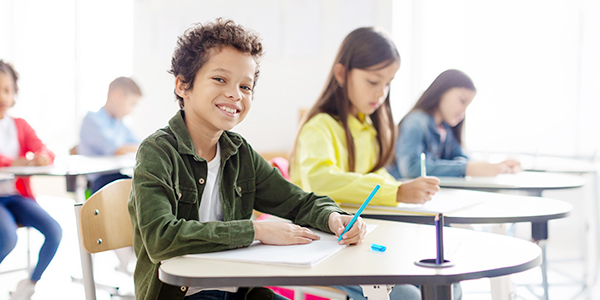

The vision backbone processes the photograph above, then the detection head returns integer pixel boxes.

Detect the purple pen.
[435,213,444,265]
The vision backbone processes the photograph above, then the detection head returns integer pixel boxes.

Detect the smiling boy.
[128,19,367,300]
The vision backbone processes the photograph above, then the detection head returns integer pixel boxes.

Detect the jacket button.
[199,178,205,184]
[180,286,187,292]
[237,186,242,193]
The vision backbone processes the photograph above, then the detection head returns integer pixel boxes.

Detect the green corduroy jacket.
[128,110,345,300]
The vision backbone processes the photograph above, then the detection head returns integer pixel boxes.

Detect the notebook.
[183,223,377,267]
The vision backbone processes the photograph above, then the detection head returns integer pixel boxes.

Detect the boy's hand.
[397,176,440,204]
[253,221,320,245]
[328,212,367,245]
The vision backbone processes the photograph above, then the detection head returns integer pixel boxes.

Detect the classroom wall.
[131,0,393,155]
[1,0,599,159]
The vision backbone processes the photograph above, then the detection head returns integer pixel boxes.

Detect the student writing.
[127,19,367,300]
[288,27,442,300]
[387,69,521,179]
[0,60,62,300]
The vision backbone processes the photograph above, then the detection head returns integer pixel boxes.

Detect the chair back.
[79,179,133,253]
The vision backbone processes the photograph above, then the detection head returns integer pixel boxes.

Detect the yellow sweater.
[290,113,400,206]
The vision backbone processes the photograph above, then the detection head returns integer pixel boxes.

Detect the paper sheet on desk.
[341,189,484,215]
[184,224,377,267]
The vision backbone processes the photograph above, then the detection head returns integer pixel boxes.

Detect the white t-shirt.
[0,116,18,196]
[198,142,223,222]
[187,143,237,296]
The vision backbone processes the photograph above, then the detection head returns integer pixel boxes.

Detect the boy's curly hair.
[169,18,263,108]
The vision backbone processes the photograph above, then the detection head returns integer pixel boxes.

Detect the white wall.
[131,0,393,154]
[2,0,598,159]
[392,0,600,158]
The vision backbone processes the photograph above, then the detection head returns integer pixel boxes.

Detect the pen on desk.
[338,184,380,242]
[421,153,427,177]
[435,213,444,265]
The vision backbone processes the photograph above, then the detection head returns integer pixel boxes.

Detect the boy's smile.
[176,46,256,137]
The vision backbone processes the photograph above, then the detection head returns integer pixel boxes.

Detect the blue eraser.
[371,243,386,252]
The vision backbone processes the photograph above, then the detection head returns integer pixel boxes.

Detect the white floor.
[1,176,600,300]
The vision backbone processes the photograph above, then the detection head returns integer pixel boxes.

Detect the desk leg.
[67,174,87,204]
[532,222,549,300]
[420,284,452,300]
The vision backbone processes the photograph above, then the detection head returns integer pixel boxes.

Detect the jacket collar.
[348,112,377,136]
[168,110,242,162]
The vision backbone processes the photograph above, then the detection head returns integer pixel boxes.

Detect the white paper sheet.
[183,224,377,267]
[341,189,484,215]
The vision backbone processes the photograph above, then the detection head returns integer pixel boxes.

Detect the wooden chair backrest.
[79,179,133,253]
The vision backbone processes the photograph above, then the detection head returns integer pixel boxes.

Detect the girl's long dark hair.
[403,69,476,144]
[292,27,400,172]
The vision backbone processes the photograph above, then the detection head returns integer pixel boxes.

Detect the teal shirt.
[128,110,345,300]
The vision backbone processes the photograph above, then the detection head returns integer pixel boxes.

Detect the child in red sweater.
[0,60,62,300]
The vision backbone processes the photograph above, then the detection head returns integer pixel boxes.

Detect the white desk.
[0,154,135,300]
[475,153,599,174]
[0,154,135,201]
[435,171,585,300]
[437,171,586,196]
[159,219,542,300]
[341,188,571,226]
[0,173,13,181]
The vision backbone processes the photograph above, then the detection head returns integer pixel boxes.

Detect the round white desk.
[434,171,585,300]
[159,219,542,300]
[0,173,14,181]
[437,171,586,196]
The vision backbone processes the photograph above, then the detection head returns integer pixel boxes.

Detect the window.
[0,0,133,154]
[392,0,600,158]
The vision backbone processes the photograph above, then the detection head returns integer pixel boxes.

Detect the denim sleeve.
[446,129,468,160]
[396,113,468,178]
[427,156,468,177]
[396,114,429,178]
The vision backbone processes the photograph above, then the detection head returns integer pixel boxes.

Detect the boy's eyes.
[212,77,253,92]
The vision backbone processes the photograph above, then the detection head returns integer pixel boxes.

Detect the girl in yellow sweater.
[290,27,440,207]
[290,27,452,300]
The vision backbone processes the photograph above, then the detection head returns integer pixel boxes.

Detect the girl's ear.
[174,75,188,99]
[333,63,346,87]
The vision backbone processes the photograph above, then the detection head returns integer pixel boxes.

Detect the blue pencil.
[338,184,381,242]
